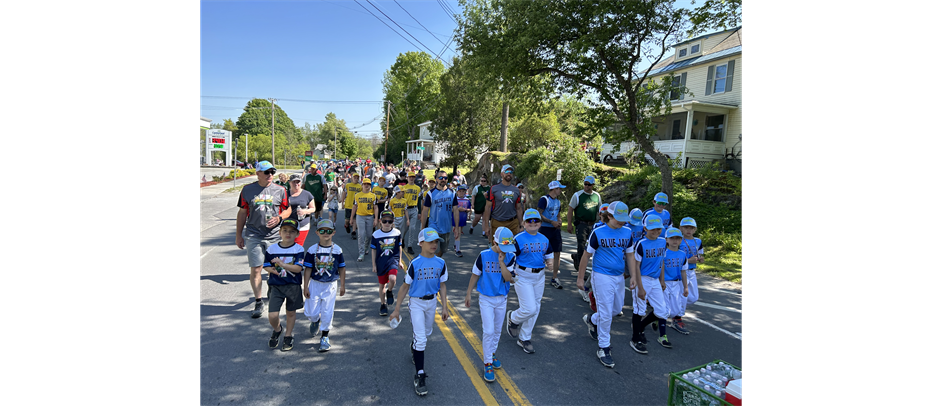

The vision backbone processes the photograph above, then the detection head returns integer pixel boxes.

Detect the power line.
[365,0,440,60]
[436,0,459,24]
[394,0,455,52]
[353,0,424,53]
[318,0,453,39]
[201,96,384,104]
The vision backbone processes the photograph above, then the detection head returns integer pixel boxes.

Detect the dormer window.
[679,49,687,57]
[691,44,700,53]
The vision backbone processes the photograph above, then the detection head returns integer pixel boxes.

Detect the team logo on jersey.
[500,190,515,204]
[314,254,335,277]
[253,194,275,207]
[380,238,397,256]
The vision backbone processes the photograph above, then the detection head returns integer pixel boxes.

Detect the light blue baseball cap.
[501,164,514,173]
[457,184,468,190]
[665,227,683,238]
[418,228,443,242]
[547,180,566,190]
[680,217,697,227]
[609,201,631,222]
[654,192,669,203]
[257,161,275,172]
[493,227,516,253]
[584,175,596,185]
[523,208,541,221]
[645,216,664,230]
[628,208,644,226]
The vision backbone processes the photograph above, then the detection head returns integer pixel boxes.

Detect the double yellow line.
[403,250,531,406]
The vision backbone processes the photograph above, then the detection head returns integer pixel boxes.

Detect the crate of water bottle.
[667,360,741,406]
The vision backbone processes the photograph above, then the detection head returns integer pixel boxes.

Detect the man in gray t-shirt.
[483,164,524,236]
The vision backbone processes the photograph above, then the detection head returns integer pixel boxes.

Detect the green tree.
[459,0,739,207]
[379,51,445,164]
[235,98,297,165]
[314,113,354,158]
[508,112,563,153]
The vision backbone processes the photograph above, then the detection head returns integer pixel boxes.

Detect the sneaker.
[616,311,624,317]
[269,325,282,348]
[491,354,501,369]
[407,247,415,255]
[345,224,351,234]
[351,231,357,239]
[651,321,659,333]
[357,255,364,262]
[455,250,463,257]
[414,373,428,396]
[579,289,590,303]
[380,303,388,316]
[251,301,264,318]
[469,227,473,234]
[597,347,615,368]
[550,278,562,289]
[506,311,520,338]
[658,335,672,349]
[517,339,535,354]
[640,331,649,345]
[672,319,690,335]
[281,336,294,351]
[483,364,495,383]
[629,339,648,354]
[386,290,395,305]
[583,314,598,340]
[318,336,331,352]
[309,319,320,336]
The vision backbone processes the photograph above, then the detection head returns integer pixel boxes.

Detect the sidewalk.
[199,169,305,200]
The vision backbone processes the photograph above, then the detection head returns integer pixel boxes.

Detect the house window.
[704,115,725,142]
[679,48,687,57]
[713,63,728,94]
[670,75,681,100]
[691,44,700,53]
[671,119,683,140]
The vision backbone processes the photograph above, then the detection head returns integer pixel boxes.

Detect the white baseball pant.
[664,280,684,319]
[589,272,626,349]
[479,294,507,365]
[631,275,669,320]
[685,269,699,305]
[303,279,338,331]
[509,269,544,342]
[409,296,437,351]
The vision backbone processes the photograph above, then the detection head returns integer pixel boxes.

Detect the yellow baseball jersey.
[343,182,362,209]
[372,186,388,202]
[354,192,377,216]
[401,184,421,207]
[389,197,408,218]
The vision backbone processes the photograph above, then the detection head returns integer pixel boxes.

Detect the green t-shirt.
[570,190,601,222]
[303,173,326,202]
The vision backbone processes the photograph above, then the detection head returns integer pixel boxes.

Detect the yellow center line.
[435,310,499,406]
[404,249,532,406]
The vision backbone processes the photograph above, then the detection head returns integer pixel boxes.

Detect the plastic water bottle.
[389,315,402,329]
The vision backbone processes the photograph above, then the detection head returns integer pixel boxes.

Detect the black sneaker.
[455,250,463,258]
[550,278,562,289]
[407,247,415,255]
[251,301,263,318]
[351,231,357,239]
[281,336,294,351]
[414,373,428,396]
[583,314,598,340]
[629,339,648,355]
[597,347,615,368]
[386,290,395,305]
[269,325,282,348]
[517,339,534,354]
[380,303,388,316]
[506,311,520,339]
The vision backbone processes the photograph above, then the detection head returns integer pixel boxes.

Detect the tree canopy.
[378,51,445,163]
[431,56,501,171]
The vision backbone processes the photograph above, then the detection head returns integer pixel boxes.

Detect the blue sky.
[201,0,464,138]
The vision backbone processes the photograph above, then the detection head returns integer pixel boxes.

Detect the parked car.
[235,160,245,168]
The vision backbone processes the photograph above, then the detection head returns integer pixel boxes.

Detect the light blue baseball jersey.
[663,248,688,281]
[585,225,634,276]
[633,237,668,278]
[404,255,449,297]
[680,237,703,271]
[472,249,516,297]
[593,221,606,231]
[423,187,456,234]
[513,231,552,269]
[627,223,645,244]
[642,208,672,238]
[537,195,562,228]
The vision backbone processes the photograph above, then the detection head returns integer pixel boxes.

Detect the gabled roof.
[648,27,742,76]
[670,26,740,48]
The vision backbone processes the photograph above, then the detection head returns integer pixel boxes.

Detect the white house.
[406,121,446,165]
[603,26,742,169]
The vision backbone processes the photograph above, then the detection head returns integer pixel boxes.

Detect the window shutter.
[705,65,714,96]
[724,60,736,93]
[679,72,687,100]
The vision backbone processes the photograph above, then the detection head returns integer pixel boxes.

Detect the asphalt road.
[200,180,742,405]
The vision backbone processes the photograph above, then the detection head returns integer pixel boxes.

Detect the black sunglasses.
[525,219,541,224]
[264,170,276,175]
[584,183,593,186]
[317,229,334,235]
[381,219,394,224]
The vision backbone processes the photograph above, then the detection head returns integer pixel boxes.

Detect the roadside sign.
[557,169,563,181]
[417,146,425,150]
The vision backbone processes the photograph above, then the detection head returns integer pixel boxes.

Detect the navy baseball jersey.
[263,242,305,285]
[303,243,346,283]
[370,228,402,275]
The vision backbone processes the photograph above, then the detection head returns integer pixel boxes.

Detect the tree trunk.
[633,133,674,212]
[500,102,509,152]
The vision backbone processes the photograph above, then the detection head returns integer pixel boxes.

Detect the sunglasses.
[584,183,593,186]
[438,176,448,180]
[655,201,667,205]
[381,219,394,224]
[317,229,334,235]
[503,170,513,174]
[525,219,541,224]
[264,170,276,175]
[518,186,524,189]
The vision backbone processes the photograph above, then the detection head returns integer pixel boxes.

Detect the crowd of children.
[255,169,710,396]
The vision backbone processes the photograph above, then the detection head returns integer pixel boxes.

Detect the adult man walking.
[236,161,293,318]
[567,175,601,299]
[422,170,456,256]
[401,171,422,255]
[302,165,328,220]
[483,164,523,238]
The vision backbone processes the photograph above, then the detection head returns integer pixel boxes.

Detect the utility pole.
[385,101,390,164]
[269,98,276,164]
[333,126,337,160]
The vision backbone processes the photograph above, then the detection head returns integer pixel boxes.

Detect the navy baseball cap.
[281,219,299,231]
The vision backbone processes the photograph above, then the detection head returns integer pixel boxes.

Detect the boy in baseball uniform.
[389,228,450,396]
[642,192,673,238]
[658,227,689,346]
[628,216,669,354]
[505,209,553,354]
[578,201,635,368]
[463,227,517,383]
[302,219,347,352]
[452,184,472,257]
[371,210,404,317]
[673,217,704,335]
[262,219,306,351]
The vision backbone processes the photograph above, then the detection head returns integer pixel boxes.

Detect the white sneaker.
[357,255,364,262]
[579,289,590,303]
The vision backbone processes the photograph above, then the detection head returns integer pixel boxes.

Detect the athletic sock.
[658,319,667,336]
[631,314,643,340]
[414,350,425,372]
[256,298,262,303]
[455,239,460,251]
[321,330,329,337]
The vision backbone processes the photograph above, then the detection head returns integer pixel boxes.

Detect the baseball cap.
[516,183,524,188]
[584,175,595,184]
[393,186,402,194]
[457,184,468,190]
[501,164,514,173]
[523,208,541,221]
[665,227,683,238]
[281,219,299,231]
[609,201,630,222]
[547,180,566,190]
[257,161,275,172]
[362,178,371,184]
[599,203,610,213]
[493,227,516,253]
[380,210,395,219]
[408,171,416,177]
[418,228,443,242]
[628,208,644,226]
[680,217,697,227]
[316,219,335,230]
[645,216,664,230]
[654,192,669,204]
[289,173,302,182]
